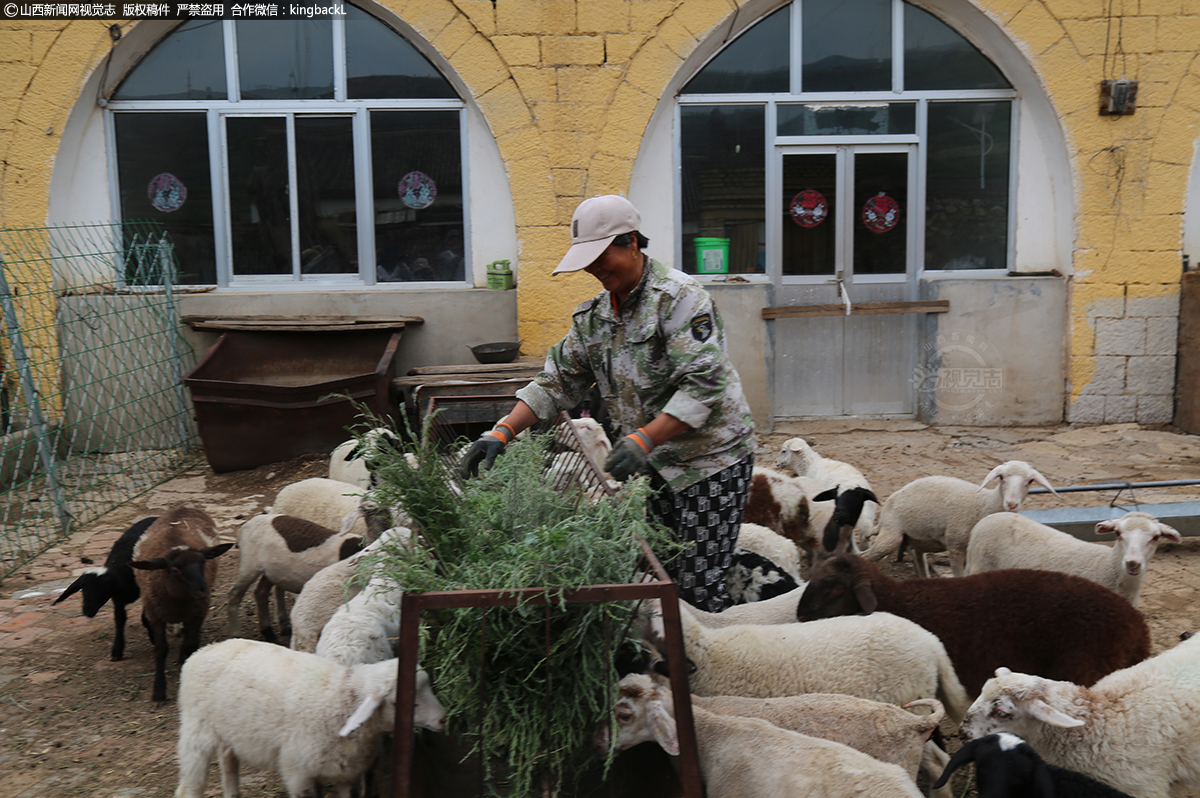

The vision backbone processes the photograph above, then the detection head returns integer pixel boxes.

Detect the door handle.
[829,269,852,316]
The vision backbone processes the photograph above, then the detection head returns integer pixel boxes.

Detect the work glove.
[460,422,515,478]
[604,428,654,481]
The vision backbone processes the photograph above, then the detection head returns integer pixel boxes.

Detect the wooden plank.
[183,314,424,324]
[392,370,539,390]
[762,300,950,319]
[191,321,410,332]
[407,360,541,376]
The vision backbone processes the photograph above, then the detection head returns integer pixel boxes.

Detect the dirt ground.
[2,420,1199,798]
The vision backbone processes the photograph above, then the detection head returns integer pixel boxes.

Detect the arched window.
[677,0,1015,277]
[107,9,466,287]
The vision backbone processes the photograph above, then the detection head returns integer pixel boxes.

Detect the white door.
[771,144,918,418]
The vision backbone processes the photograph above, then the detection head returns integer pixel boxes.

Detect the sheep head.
[775,437,817,475]
[606,674,679,755]
[53,568,112,616]
[795,552,877,620]
[1096,511,1182,577]
[932,733,1057,798]
[815,486,881,553]
[979,461,1058,512]
[130,543,233,600]
[960,668,1085,742]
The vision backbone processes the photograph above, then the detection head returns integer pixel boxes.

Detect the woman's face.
[584,238,643,300]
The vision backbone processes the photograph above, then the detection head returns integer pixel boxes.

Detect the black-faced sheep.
[53,515,157,661]
[815,485,880,553]
[129,507,232,702]
[794,552,1150,697]
[864,460,1058,577]
[776,437,879,549]
[933,732,1136,798]
[959,633,1200,798]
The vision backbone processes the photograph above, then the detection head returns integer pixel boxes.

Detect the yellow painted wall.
[2,0,1200,417]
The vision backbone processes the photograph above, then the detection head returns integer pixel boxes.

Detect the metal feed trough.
[1025,479,1200,541]
[393,408,701,797]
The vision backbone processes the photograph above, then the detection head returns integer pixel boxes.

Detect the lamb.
[289,525,412,654]
[965,511,1181,607]
[225,513,376,641]
[776,436,879,549]
[662,599,971,723]
[932,732,1137,798]
[128,507,232,702]
[328,427,402,490]
[863,460,1059,577]
[742,466,833,566]
[794,552,1151,697]
[693,693,950,797]
[315,567,404,666]
[815,485,880,554]
[268,477,374,538]
[605,673,924,798]
[174,638,446,798]
[53,515,157,661]
[959,633,1200,798]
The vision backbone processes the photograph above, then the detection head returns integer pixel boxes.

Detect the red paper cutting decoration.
[790,189,828,228]
[147,173,187,213]
[862,192,900,233]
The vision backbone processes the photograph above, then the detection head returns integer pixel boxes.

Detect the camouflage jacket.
[516,258,756,491]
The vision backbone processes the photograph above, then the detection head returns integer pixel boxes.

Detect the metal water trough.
[1024,480,1200,540]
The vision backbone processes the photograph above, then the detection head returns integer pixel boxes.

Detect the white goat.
[965,511,1181,607]
[606,674,924,798]
[960,633,1200,798]
[175,638,445,798]
[865,460,1058,577]
[776,437,878,549]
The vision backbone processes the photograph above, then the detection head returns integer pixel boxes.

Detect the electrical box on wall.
[1099,79,1138,115]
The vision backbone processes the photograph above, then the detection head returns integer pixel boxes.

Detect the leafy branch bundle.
[362,424,677,797]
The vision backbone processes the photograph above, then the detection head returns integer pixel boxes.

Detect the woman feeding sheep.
[459,195,756,612]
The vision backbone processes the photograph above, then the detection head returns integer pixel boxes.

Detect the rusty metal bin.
[182,329,401,472]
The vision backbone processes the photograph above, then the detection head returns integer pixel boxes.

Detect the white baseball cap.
[552,195,642,275]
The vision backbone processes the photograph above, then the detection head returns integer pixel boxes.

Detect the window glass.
[853,151,907,274]
[781,152,836,276]
[370,111,465,282]
[925,101,1011,270]
[113,20,226,101]
[345,6,455,99]
[802,0,892,92]
[237,20,334,100]
[904,4,1010,90]
[226,116,292,276]
[682,5,790,95]
[296,117,357,276]
[680,105,766,275]
[114,112,216,284]
[778,103,915,135]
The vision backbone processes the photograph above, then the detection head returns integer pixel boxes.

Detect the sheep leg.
[913,549,931,579]
[947,550,967,578]
[111,600,128,661]
[174,738,212,798]
[920,740,952,798]
[145,617,170,702]
[217,746,240,798]
[275,583,291,635]
[178,617,204,667]
[253,575,278,642]
[226,567,261,637]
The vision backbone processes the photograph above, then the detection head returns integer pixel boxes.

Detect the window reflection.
[114,112,216,284]
[778,103,915,136]
[782,153,837,276]
[681,106,766,275]
[854,151,907,274]
[683,5,789,94]
[227,116,292,275]
[113,20,227,101]
[296,117,357,275]
[370,111,465,282]
[904,4,1010,90]
[345,6,455,99]
[925,102,1011,270]
[237,20,334,100]
[802,0,891,92]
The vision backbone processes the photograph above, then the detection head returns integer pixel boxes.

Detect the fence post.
[157,234,192,448]
[0,258,72,535]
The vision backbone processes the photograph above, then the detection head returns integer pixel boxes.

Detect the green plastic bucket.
[695,237,730,274]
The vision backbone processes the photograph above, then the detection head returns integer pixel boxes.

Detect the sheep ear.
[978,464,1006,490]
[813,488,838,503]
[931,737,979,789]
[1027,698,1084,728]
[1028,468,1059,496]
[53,573,94,604]
[862,489,880,504]
[995,667,1012,677]
[202,543,234,559]
[339,693,385,737]
[1158,522,1183,543]
[647,700,679,756]
[852,580,877,614]
[1094,519,1120,535]
[129,558,169,571]
[340,506,365,534]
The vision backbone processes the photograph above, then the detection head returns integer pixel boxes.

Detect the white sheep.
[959,633,1200,798]
[743,466,834,566]
[174,638,445,798]
[289,525,412,654]
[776,436,878,549]
[315,570,403,667]
[663,600,971,724]
[864,460,1058,577]
[965,511,1182,607]
[328,427,402,490]
[734,522,802,582]
[693,693,951,798]
[606,673,924,798]
[268,477,372,538]
[226,513,367,641]
[658,587,806,630]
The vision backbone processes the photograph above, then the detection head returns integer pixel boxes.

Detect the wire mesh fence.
[0,220,204,577]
